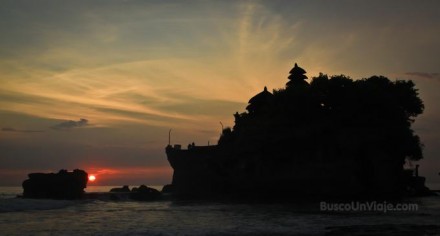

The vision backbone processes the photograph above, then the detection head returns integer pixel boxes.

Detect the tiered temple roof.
[286,63,308,87]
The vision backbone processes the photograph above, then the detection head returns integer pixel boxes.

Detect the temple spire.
[286,63,308,88]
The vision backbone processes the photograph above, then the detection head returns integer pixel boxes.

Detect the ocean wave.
[0,198,76,212]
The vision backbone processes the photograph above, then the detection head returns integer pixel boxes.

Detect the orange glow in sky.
[88,175,96,182]
[0,1,439,186]
[83,167,173,186]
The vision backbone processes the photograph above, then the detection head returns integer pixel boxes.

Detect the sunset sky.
[1,0,439,186]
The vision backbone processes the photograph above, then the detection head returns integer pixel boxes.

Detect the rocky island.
[21,170,162,201]
[22,169,88,199]
[165,63,431,199]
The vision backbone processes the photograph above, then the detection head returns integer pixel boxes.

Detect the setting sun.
[88,175,96,182]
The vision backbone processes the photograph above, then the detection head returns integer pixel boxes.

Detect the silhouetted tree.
[217,63,424,196]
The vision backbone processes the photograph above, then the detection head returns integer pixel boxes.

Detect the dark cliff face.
[166,145,231,195]
[166,64,425,198]
[22,169,88,199]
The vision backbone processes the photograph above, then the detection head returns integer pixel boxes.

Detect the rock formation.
[107,185,162,201]
[110,185,130,192]
[130,185,161,201]
[22,169,88,199]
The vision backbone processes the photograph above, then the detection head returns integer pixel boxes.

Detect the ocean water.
[1,186,440,236]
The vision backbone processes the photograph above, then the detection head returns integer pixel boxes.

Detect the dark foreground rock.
[22,169,88,200]
[96,185,161,201]
[110,185,130,192]
[161,184,175,193]
[130,185,161,201]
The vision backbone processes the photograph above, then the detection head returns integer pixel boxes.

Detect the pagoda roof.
[248,86,273,104]
[287,63,308,87]
[288,73,308,81]
[289,63,307,76]
[246,86,273,113]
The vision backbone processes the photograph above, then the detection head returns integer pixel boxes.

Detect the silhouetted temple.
[287,63,308,87]
[166,63,430,199]
[246,86,273,114]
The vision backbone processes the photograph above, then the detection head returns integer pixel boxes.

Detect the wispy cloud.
[1,0,440,185]
[405,72,440,81]
[0,1,307,133]
[1,127,44,133]
[51,118,89,130]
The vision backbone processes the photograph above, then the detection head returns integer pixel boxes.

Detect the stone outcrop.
[110,185,130,192]
[130,185,161,201]
[106,185,161,201]
[22,169,88,199]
